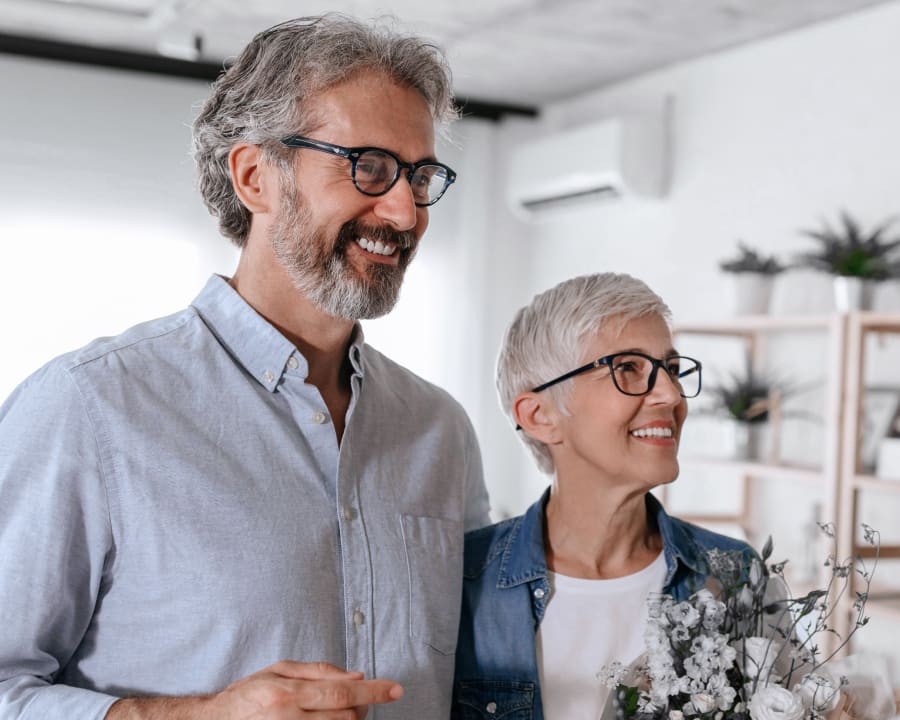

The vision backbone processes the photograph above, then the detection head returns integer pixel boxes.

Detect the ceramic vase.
[733,273,775,315]
[730,421,771,462]
[833,276,874,312]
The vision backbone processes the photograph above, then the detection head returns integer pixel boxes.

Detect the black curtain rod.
[0,31,538,122]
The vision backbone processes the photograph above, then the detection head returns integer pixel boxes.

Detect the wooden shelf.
[854,312,900,332]
[676,314,836,335]
[854,474,900,493]
[862,590,900,623]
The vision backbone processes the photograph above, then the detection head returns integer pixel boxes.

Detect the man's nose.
[372,176,419,231]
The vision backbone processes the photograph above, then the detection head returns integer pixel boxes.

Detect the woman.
[452,273,755,720]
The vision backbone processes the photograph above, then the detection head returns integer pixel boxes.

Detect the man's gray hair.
[192,14,458,247]
[496,273,672,475]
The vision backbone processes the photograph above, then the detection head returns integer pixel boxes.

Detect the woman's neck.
[543,483,662,580]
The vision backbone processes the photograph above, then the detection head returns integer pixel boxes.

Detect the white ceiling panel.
[0,0,895,107]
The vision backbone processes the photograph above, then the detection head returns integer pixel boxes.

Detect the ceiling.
[0,0,894,109]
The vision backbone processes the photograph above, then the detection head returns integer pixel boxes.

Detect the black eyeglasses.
[532,352,702,398]
[280,135,456,207]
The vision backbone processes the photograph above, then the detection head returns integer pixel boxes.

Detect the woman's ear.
[228,143,277,215]
[513,392,562,446]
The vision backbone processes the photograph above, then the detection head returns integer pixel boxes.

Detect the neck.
[230,238,356,441]
[544,478,662,580]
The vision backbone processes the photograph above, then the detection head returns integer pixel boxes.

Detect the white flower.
[732,636,783,686]
[748,686,805,720]
[647,651,674,678]
[669,711,684,720]
[690,692,718,714]
[750,558,764,588]
[716,684,737,711]
[701,602,727,631]
[737,584,755,612]
[668,601,701,628]
[793,672,841,713]
[597,661,628,689]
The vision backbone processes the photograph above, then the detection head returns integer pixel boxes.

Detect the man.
[0,14,490,720]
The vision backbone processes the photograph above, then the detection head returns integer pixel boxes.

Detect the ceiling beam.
[0,31,539,121]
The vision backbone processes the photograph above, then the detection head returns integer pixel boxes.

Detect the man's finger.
[268,660,365,680]
[295,678,403,710]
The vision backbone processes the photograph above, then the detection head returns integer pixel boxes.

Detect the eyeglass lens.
[609,354,701,398]
[354,150,449,205]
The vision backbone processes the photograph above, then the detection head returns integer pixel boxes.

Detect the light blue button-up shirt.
[0,275,491,720]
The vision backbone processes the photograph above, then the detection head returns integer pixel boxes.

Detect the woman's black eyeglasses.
[532,352,702,398]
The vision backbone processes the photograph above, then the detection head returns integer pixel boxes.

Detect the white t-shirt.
[536,552,667,720]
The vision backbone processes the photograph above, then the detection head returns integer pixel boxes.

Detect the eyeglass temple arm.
[282,136,350,158]
[530,358,603,394]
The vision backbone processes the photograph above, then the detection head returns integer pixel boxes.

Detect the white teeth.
[630,427,673,438]
[355,237,397,256]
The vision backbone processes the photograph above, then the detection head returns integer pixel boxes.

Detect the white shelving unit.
[839,314,900,639]
[669,312,900,653]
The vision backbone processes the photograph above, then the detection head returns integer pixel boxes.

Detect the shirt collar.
[495,488,706,589]
[496,487,551,588]
[647,492,708,585]
[191,275,367,392]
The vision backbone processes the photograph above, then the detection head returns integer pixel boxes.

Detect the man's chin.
[311,283,402,321]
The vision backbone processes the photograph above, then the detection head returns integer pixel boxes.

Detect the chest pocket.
[402,513,463,654]
[453,680,535,720]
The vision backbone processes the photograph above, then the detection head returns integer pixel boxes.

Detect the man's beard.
[269,185,418,320]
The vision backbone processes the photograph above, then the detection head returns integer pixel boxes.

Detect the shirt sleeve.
[461,416,491,532]
[0,362,119,720]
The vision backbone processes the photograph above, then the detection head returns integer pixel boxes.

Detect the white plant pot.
[833,276,874,312]
[733,273,775,315]
[730,421,771,462]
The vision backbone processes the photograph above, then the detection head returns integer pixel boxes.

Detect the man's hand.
[106,660,404,719]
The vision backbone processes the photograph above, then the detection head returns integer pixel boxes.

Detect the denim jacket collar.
[492,487,710,593]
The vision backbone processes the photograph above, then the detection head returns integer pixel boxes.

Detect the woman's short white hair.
[496,273,672,475]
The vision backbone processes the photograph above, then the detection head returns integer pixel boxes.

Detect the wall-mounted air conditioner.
[506,110,669,217]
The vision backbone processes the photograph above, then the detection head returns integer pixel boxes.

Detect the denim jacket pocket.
[401,513,463,655]
[453,680,535,720]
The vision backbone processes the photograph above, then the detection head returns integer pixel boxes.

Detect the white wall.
[0,56,238,400]
[476,0,900,675]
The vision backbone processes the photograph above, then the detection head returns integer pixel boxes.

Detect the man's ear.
[513,392,562,446]
[228,143,278,215]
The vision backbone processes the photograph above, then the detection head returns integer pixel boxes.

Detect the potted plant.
[796,210,900,311]
[706,366,784,461]
[719,241,785,315]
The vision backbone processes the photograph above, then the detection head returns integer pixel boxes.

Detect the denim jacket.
[451,488,755,720]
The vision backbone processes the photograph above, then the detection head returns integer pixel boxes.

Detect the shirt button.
[343,506,355,522]
[312,411,328,424]
[287,356,299,370]
[262,371,274,383]
[486,701,498,714]
[353,610,365,626]
[533,588,545,599]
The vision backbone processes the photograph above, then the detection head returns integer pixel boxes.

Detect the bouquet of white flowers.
[603,523,881,720]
